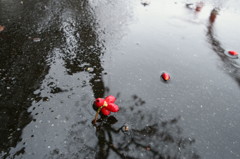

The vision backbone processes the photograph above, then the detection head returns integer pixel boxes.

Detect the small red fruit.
[209,9,218,23]
[101,107,111,116]
[107,103,119,112]
[228,50,238,56]
[105,95,116,103]
[95,98,105,108]
[161,72,170,81]
[94,95,119,116]
[0,25,5,32]
[195,2,204,12]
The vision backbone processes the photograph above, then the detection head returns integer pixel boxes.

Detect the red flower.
[95,95,119,116]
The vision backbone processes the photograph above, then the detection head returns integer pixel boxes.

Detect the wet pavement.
[1,0,240,158]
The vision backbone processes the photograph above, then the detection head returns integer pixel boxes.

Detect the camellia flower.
[95,95,119,116]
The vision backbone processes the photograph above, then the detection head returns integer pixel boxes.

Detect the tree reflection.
[206,8,240,87]
[47,95,200,159]
[0,0,104,157]
[62,14,105,98]
[0,0,55,155]
[93,117,199,159]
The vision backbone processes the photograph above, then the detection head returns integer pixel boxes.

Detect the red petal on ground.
[95,98,105,107]
[161,72,170,81]
[228,51,238,56]
[101,107,111,116]
[105,95,116,103]
[107,103,119,112]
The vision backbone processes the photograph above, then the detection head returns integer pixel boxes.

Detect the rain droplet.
[86,67,94,72]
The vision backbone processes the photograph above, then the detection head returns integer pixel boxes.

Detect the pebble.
[121,124,130,132]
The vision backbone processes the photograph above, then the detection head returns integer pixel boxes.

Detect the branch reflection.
[206,8,240,87]
[48,95,200,159]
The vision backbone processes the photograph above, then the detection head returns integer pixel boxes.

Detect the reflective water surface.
[1,0,240,158]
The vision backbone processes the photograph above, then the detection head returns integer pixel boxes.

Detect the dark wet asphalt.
[1,0,240,159]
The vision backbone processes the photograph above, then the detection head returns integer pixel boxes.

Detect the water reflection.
[94,117,199,159]
[46,95,199,159]
[0,0,105,158]
[63,18,105,98]
[0,0,55,155]
[206,8,240,87]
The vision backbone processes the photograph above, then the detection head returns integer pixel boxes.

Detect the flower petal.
[105,95,116,103]
[95,98,105,108]
[107,103,119,112]
[101,107,111,116]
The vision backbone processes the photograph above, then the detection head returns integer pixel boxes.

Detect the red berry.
[195,2,203,12]
[95,98,105,108]
[0,25,5,32]
[107,103,119,112]
[105,95,116,103]
[228,50,238,56]
[161,72,170,81]
[101,107,111,116]
[94,95,119,116]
